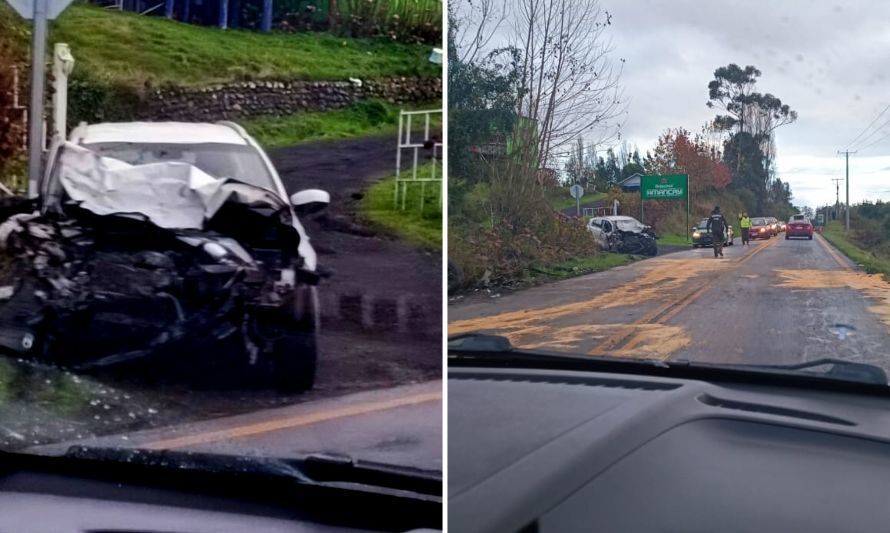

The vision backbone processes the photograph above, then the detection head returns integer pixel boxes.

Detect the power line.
[844,104,890,150]
[856,128,890,152]
[849,115,890,151]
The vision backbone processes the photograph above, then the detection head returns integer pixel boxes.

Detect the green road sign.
[641,174,688,200]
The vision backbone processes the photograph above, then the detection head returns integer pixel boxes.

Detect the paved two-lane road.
[450,235,890,372]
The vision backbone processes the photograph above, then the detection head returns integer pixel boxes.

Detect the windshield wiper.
[62,446,441,499]
[450,333,890,389]
[740,358,888,386]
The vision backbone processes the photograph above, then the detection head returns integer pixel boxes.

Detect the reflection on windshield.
[83,142,278,192]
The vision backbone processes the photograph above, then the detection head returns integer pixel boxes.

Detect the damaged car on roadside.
[587,215,658,256]
[0,121,329,391]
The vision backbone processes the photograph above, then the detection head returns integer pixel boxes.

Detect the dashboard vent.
[451,372,680,391]
[697,394,856,426]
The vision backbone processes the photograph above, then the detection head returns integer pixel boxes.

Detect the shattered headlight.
[203,242,228,260]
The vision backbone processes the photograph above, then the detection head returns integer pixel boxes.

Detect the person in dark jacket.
[706,206,727,258]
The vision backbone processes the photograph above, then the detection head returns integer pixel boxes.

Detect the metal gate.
[394,109,442,213]
[582,206,612,218]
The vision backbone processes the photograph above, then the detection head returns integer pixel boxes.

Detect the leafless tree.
[509,0,625,171]
[451,0,509,64]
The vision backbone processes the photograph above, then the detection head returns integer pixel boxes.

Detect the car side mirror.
[290,189,330,215]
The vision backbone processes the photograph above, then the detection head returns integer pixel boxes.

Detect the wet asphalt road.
[450,234,890,372]
[29,381,443,471]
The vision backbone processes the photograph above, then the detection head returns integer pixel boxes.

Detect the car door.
[588,219,607,249]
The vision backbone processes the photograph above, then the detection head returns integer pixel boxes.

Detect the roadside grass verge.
[657,232,690,246]
[528,254,636,282]
[243,100,441,148]
[46,5,439,87]
[360,162,441,250]
[822,221,890,281]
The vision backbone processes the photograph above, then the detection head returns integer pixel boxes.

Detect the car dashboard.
[449,365,890,533]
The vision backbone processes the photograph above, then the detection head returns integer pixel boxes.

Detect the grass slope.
[243,100,441,148]
[545,187,606,211]
[360,162,442,250]
[822,221,890,280]
[41,5,438,86]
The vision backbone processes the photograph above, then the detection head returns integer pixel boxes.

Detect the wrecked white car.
[0,122,329,391]
[587,215,658,257]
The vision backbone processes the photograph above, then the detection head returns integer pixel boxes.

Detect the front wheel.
[271,330,318,392]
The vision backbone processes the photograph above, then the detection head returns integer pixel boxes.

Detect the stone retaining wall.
[142,76,441,121]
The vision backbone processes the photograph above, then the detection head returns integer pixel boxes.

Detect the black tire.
[448,260,464,294]
[785,235,789,240]
[808,235,813,240]
[643,239,657,257]
[272,330,318,392]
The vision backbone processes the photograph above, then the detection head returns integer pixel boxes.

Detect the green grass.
[657,233,691,246]
[529,254,636,281]
[545,187,606,210]
[42,5,439,87]
[360,162,442,250]
[242,100,441,148]
[822,221,890,281]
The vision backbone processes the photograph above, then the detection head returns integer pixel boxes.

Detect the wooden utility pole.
[837,150,856,231]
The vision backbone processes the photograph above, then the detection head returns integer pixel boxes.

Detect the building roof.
[72,122,249,145]
[619,173,642,187]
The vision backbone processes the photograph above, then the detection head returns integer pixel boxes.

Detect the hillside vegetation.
[822,203,890,280]
[49,5,438,86]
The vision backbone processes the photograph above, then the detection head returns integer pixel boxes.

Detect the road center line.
[142,392,442,450]
[590,237,779,356]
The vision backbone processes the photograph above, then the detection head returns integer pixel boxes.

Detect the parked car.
[587,216,657,256]
[0,121,329,391]
[691,218,734,248]
[786,214,814,240]
[750,217,773,240]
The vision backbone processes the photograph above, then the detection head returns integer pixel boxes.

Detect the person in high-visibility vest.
[739,212,752,246]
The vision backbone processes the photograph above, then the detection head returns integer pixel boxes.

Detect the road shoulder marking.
[815,234,853,271]
[143,391,442,450]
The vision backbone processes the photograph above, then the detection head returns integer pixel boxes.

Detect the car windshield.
[82,142,279,193]
[615,218,645,231]
[447,0,890,390]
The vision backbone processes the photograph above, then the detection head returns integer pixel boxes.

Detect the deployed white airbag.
[57,142,286,230]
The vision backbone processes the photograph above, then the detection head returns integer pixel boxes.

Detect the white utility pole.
[51,43,75,139]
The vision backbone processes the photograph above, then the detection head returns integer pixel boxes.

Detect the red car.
[749,217,773,240]
[785,214,814,240]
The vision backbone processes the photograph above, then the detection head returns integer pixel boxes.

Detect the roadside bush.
[450,161,597,288]
[336,0,441,44]
[0,8,27,188]
[66,73,145,129]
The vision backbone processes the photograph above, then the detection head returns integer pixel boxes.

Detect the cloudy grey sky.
[459,0,890,208]
[601,0,890,208]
